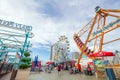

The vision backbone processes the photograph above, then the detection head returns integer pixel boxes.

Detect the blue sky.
[0,0,120,62]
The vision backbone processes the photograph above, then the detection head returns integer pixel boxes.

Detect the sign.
[93,60,109,65]
[0,19,32,31]
[89,18,120,40]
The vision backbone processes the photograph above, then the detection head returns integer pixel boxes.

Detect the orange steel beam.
[101,9,120,13]
[93,15,101,51]
[77,13,98,64]
[84,14,98,48]
[103,16,106,26]
[101,11,120,18]
[99,15,106,51]
[99,33,104,51]
[89,24,120,41]
[103,38,120,45]
[77,18,94,37]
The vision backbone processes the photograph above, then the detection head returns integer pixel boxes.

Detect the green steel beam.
[0,22,33,62]
[0,37,24,44]
[20,32,29,57]
[0,32,33,38]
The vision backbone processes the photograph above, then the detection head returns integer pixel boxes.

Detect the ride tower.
[73,6,120,64]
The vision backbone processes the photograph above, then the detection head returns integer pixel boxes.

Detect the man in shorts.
[57,64,62,76]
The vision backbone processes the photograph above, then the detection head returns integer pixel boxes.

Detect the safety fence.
[0,62,13,77]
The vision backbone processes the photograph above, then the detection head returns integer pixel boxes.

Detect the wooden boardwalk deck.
[0,72,11,80]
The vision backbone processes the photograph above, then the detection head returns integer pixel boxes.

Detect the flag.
[15,52,21,59]
[3,53,8,63]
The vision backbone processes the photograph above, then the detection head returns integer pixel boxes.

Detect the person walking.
[57,64,62,76]
[87,64,92,75]
[48,65,51,73]
[77,63,81,73]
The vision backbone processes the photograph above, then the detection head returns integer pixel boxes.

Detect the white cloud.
[0,0,120,60]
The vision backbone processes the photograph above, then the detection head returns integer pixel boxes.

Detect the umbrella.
[46,61,53,65]
[88,62,93,66]
[89,51,115,57]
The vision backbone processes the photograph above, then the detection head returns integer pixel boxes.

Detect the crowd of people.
[42,62,93,76]
[44,64,53,73]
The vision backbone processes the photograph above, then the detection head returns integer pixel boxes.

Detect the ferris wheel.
[53,35,70,62]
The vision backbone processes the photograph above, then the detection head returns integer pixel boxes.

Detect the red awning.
[89,51,115,57]
[46,62,53,64]
[88,62,93,66]
[68,60,76,63]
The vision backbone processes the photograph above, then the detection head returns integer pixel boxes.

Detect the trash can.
[84,69,88,75]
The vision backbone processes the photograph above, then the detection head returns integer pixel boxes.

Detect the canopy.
[88,62,93,66]
[89,51,115,57]
[46,61,54,65]
[66,60,76,63]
